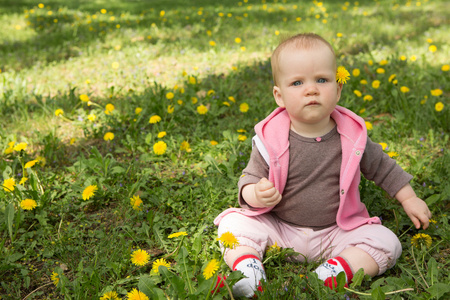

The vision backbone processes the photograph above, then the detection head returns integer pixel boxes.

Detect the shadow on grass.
[1,0,448,71]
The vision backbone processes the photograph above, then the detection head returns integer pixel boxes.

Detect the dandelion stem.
[411,246,429,288]
[344,287,414,296]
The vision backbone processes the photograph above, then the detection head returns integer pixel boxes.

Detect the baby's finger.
[419,214,430,230]
[258,177,274,190]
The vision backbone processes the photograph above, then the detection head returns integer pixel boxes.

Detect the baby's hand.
[401,196,432,229]
[254,178,282,207]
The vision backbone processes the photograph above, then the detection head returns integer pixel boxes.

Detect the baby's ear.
[273,86,285,107]
[336,83,343,102]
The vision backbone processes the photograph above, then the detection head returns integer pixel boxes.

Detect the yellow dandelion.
[166,92,174,100]
[152,258,170,274]
[24,159,38,169]
[20,199,37,210]
[51,271,59,286]
[353,90,362,97]
[207,89,215,96]
[168,231,188,239]
[228,96,236,102]
[217,231,239,249]
[365,121,373,130]
[360,79,368,85]
[372,80,380,89]
[87,114,96,121]
[203,259,220,280]
[13,142,27,151]
[410,55,417,61]
[149,115,161,124]
[157,131,167,138]
[239,103,249,113]
[2,178,16,192]
[210,140,218,146]
[379,142,388,150]
[55,109,64,116]
[130,195,143,211]
[400,55,407,61]
[103,132,114,141]
[180,141,191,152]
[363,95,373,101]
[19,177,28,185]
[336,66,350,84]
[376,68,385,74]
[428,45,437,52]
[442,65,449,72]
[167,105,174,114]
[188,76,197,84]
[191,97,198,104]
[209,41,216,46]
[352,69,360,77]
[411,233,432,248]
[160,10,165,17]
[82,185,98,200]
[100,291,120,300]
[435,102,444,112]
[130,249,150,266]
[135,107,143,114]
[430,89,443,96]
[111,62,119,69]
[388,74,396,82]
[400,86,410,93]
[70,138,76,145]
[153,141,167,155]
[379,59,388,66]
[387,151,399,157]
[127,288,149,300]
[80,94,90,102]
[238,135,247,141]
[105,103,115,114]
[235,37,242,43]
[197,105,208,115]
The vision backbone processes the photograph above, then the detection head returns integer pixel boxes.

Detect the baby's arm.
[395,183,432,229]
[241,178,282,208]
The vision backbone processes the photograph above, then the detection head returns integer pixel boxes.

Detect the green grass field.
[0,0,449,299]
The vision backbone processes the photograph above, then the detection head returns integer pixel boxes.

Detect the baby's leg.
[217,213,283,297]
[314,224,402,288]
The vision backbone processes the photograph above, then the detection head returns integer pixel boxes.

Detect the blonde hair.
[271,33,336,86]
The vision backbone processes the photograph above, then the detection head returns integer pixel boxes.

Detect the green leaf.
[336,272,347,292]
[425,194,441,206]
[427,257,438,286]
[159,266,186,297]
[6,252,23,263]
[371,286,386,300]
[138,275,166,300]
[350,268,365,288]
[5,202,14,240]
[427,283,450,299]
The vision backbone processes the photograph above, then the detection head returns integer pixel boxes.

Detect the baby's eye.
[292,81,302,86]
[317,78,327,83]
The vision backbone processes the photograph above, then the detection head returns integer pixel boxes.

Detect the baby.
[214,33,431,298]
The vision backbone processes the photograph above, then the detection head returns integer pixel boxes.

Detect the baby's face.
[273,43,342,130]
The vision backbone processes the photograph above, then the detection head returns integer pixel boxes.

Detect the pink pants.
[218,212,402,275]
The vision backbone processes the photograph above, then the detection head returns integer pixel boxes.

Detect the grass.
[0,0,449,299]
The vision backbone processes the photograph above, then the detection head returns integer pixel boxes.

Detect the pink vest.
[214,105,381,230]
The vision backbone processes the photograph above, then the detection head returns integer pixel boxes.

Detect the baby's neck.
[290,117,336,138]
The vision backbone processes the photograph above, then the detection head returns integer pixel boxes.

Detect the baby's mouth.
[306,101,319,106]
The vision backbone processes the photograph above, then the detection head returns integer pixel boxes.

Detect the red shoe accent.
[333,256,353,282]
[212,275,227,294]
[232,254,260,270]
[324,276,349,290]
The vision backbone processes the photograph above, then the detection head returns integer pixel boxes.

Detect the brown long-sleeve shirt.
[238,126,413,229]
